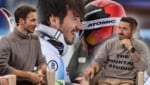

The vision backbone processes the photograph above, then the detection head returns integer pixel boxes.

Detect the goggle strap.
[82,17,121,30]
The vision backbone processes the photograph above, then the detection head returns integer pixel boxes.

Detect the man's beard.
[24,27,33,34]
[119,33,131,40]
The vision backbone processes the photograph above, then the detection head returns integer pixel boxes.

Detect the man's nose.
[77,22,83,30]
[33,21,37,26]
[119,28,123,33]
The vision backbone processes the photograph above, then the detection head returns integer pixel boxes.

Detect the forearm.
[12,68,44,84]
[130,52,141,62]
[130,52,148,71]
[0,64,34,80]
[11,68,31,80]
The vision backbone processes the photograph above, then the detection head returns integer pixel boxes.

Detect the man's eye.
[73,17,80,22]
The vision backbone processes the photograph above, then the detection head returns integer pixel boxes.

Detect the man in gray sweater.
[0,5,47,85]
[84,17,149,85]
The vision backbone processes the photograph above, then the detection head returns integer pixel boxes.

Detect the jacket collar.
[36,24,61,39]
[36,24,68,56]
[14,28,30,39]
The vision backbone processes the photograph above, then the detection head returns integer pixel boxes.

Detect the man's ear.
[48,15,60,29]
[132,28,136,34]
[19,18,25,25]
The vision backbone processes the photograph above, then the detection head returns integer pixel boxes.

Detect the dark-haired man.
[84,17,149,85]
[0,5,46,85]
[36,0,85,83]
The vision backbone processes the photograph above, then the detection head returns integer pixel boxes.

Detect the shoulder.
[40,38,60,56]
[134,39,147,47]
[31,34,39,40]
[0,32,14,43]
[0,34,13,49]
[133,39,149,51]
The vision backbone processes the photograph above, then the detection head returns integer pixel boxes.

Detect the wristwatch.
[130,47,136,53]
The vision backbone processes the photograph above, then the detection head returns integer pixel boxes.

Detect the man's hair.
[37,0,85,26]
[14,5,36,24]
[120,17,137,30]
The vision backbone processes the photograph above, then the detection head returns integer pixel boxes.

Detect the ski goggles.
[80,17,121,46]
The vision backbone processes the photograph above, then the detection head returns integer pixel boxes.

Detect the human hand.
[120,39,132,50]
[26,71,41,84]
[36,70,45,84]
[84,67,95,80]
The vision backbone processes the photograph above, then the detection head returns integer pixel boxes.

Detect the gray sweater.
[0,28,46,75]
[94,37,148,80]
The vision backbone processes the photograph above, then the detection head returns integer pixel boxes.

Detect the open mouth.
[72,32,76,39]
[72,30,77,38]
